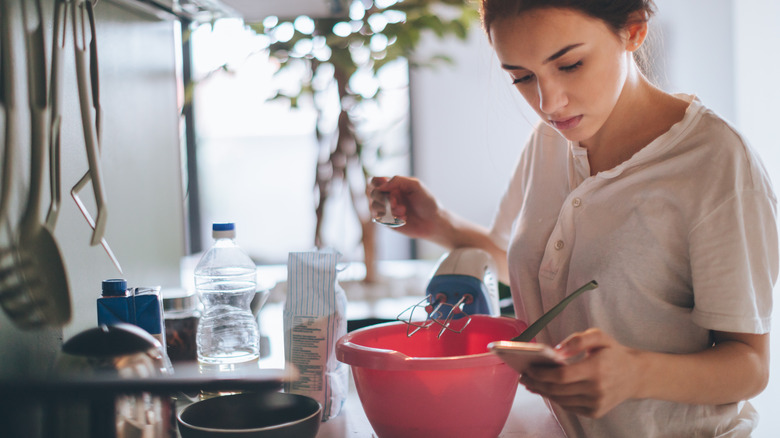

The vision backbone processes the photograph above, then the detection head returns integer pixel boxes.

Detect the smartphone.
[488,340,567,374]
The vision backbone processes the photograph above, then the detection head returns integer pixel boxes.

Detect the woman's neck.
[581,64,688,175]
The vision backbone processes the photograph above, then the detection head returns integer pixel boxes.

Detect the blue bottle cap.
[102,279,128,297]
[212,223,235,231]
[212,222,237,239]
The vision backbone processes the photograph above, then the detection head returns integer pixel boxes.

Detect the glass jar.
[162,288,200,363]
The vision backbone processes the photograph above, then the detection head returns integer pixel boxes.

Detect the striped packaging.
[283,251,348,421]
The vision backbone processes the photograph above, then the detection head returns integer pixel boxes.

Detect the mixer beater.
[397,248,500,338]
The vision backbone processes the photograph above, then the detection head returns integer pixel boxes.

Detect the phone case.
[488,340,567,374]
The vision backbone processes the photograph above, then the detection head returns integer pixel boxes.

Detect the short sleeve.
[488,129,541,250]
[489,156,524,250]
[690,189,778,333]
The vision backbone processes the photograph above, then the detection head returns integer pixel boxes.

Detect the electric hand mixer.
[397,248,501,337]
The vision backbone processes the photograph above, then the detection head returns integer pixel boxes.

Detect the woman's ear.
[625,12,649,51]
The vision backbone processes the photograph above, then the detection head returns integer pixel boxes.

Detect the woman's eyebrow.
[501,43,585,70]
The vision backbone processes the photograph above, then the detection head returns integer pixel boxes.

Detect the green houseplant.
[249,0,479,281]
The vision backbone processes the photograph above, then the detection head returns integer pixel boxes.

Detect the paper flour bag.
[284,250,348,421]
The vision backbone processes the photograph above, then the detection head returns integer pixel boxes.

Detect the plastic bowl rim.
[336,315,526,371]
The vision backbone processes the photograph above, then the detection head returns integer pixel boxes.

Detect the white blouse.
[490,95,778,437]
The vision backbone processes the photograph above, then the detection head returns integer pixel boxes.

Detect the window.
[189,18,411,264]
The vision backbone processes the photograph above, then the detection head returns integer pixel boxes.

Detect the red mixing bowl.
[336,315,527,438]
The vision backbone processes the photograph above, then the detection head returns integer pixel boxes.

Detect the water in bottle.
[195,223,260,368]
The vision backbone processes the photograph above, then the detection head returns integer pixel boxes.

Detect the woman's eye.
[560,61,583,72]
[512,74,534,85]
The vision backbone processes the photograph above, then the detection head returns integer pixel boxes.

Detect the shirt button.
[554,240,564,250]
[572,198,582,207]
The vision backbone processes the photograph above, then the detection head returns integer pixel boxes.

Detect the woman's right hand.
[367,176,442,241]
[369,176,509,280]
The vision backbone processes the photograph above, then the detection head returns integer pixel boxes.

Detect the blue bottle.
[97,279,131,325]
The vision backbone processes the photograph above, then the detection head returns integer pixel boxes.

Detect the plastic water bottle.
[195,223,260,366]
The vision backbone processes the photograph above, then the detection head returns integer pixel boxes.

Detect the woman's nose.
[537,78,567,115]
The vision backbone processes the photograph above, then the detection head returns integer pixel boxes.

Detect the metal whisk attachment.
[397,292,474,338]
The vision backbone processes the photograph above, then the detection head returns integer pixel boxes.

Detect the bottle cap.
[102,279,128,297]
[212,222,236,239]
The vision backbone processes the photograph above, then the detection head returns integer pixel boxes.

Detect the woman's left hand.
[519,328,644,418]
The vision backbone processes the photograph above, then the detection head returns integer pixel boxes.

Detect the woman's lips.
[549,115,582,131]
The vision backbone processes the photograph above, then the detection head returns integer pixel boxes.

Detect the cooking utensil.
[336,315,526,438]
[72,0,122,273]
[177,392,322,438]
[396,248,499,338]
[511,280,598,342]
[0,0,72,329]
[396,293,471,338]
[45,0,69,230]
[0,0,20,304]
[0,0,18,234]
[372,191,405,227]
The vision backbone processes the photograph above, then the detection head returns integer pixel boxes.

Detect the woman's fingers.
[519,328,644,418]
[555,327,612,359]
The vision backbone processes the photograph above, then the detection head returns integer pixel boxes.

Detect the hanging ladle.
[0,0,71,329]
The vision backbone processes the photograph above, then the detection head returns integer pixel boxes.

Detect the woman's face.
[490,8,634,144]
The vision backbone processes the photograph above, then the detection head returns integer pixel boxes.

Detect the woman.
[368,0,778,436]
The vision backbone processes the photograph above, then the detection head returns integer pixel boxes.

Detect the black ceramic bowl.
[177,391,322,438]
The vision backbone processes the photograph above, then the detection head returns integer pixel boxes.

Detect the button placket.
[540,183,593,280]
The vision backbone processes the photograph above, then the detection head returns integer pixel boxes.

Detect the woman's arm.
[368,176,509,282]
[436,208,509,283]
[519,328,769,418]
[638,331,769,403]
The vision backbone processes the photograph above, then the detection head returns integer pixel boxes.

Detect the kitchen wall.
[0,0,186,376]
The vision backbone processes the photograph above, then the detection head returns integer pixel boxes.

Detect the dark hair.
[480,0,657,40]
